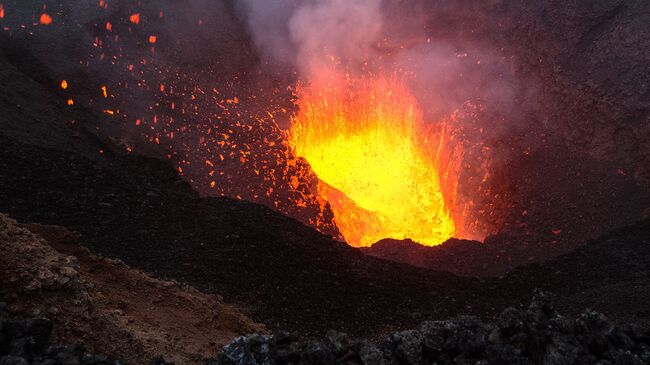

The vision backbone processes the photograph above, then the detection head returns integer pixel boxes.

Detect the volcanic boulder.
[0,303,121,365]
[215,291,650,365]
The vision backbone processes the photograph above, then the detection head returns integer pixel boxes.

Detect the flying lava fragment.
[39,13,52,25]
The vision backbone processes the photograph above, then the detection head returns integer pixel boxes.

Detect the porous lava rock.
[215,291,650,365]
[0,303,121,365]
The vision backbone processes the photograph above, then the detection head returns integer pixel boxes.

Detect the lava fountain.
[289,74,462,247]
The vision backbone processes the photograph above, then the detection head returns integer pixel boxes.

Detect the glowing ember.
[39,13,52,25]
[60,80,68,90]
[0,4,5,19]
[129,13,140,24]
[148,35,157,44]
[289,75,458,247]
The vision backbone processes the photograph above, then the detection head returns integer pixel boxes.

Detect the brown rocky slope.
[0,213,263,364]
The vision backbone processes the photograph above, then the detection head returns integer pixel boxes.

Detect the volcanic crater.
[1,0,650,364]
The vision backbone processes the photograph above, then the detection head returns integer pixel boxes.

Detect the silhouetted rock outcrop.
[216,291,650,365]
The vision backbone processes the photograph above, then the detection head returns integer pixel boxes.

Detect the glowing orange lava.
[289,75,460,247]
[129,13,140,24]
[39,13,52,25]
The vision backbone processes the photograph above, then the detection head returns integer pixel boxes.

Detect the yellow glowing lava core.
[289,76,457,246]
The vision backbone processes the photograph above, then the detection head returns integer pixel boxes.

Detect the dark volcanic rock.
[4,291,649,364]
[0,304,123,365]
[215,292,650,365]
[362,236,543,278]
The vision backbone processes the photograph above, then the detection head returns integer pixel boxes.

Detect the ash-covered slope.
[362,217,650,326]
[503,218,650,327]
[0,213,262,364]
[361,236,540,278]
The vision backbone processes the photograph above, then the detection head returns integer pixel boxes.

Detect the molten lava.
[39,13,52,25]
[289,75,459,247]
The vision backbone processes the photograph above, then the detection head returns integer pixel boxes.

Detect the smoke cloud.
[238,0,383,84]
[237,0,518,123]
